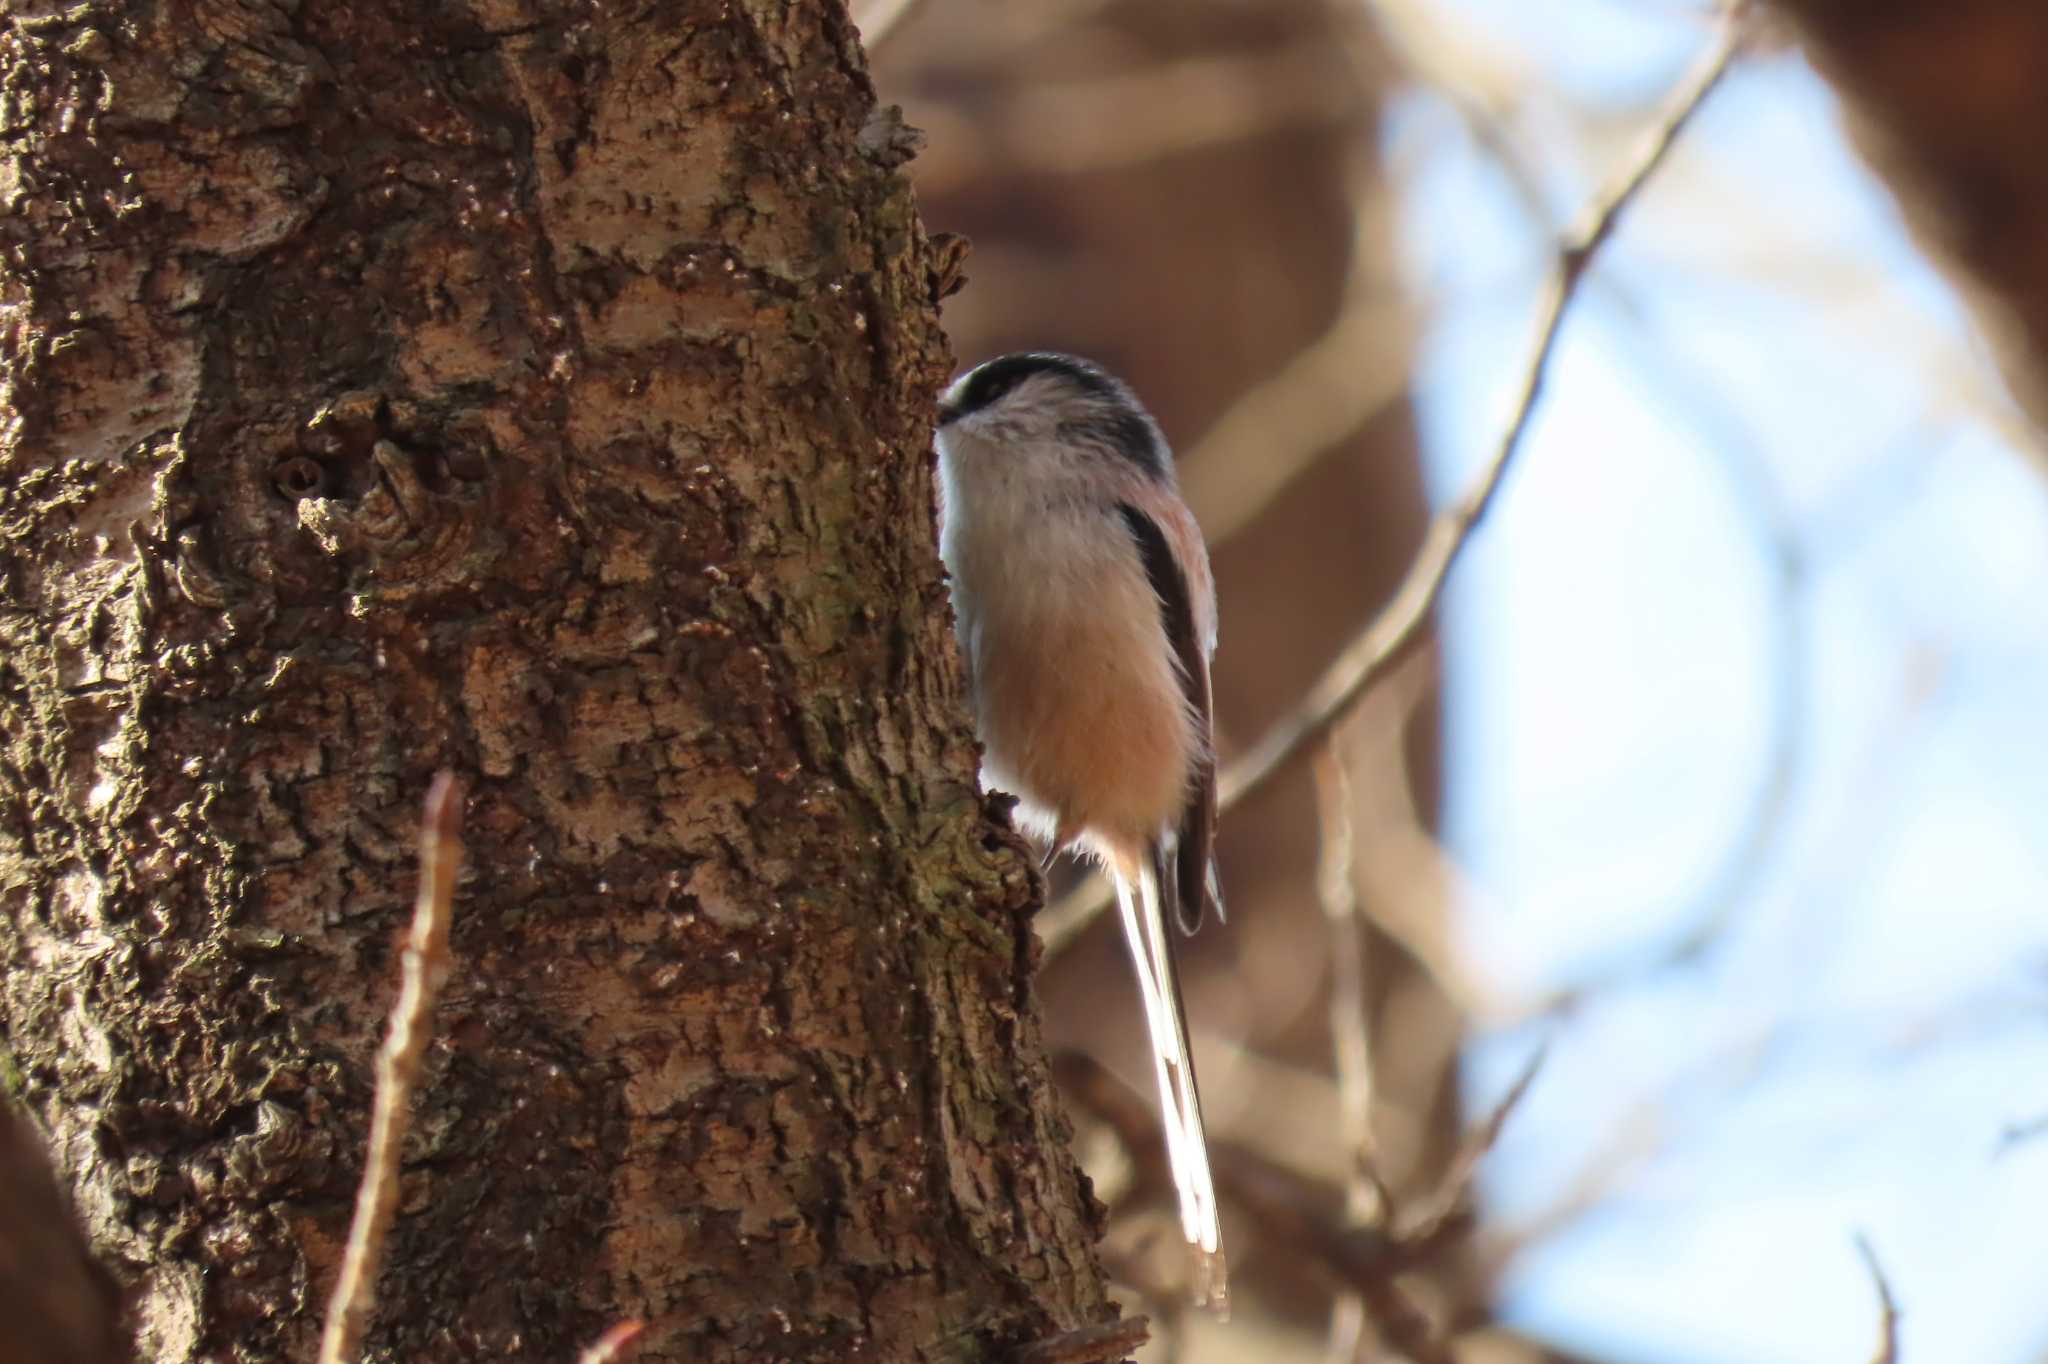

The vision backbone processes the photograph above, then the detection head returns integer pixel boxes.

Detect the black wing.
[1117,503,1219,934]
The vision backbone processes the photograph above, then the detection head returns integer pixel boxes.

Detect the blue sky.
[1389,4,2048,1360]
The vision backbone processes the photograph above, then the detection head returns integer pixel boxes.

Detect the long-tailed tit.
[935,352,1227,1309]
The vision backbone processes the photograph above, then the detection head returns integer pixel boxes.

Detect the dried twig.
[1855,1233,1900,1364]
[1401,1043,1547,1242]
[576,1320,647,1364]
[1039,8,1747,956]
[316,773,464,1364]
[1012,1316,1152,1364]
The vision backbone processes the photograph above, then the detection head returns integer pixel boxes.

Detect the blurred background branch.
[1854,1234,1900,1364]
[1037,10,1743,962]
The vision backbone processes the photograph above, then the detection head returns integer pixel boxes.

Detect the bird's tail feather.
[1111,860,1228,1313]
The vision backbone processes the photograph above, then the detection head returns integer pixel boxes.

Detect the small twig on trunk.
[575,1320,646,1364]
[316,772,464,1364]
[1012,1316,1153,1364]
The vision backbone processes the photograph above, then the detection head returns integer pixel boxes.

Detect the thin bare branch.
[1040,8,1747,956]
[1855,1233,1900,1364]
[1315,743,1380,1363]
[1060,1040,1541,1346]
[1410,1042,1547,1234]
[1178,0,1561,550]
[316,772,464,1364]
[1218,6,1745,810]
[1313,745,1386,1226]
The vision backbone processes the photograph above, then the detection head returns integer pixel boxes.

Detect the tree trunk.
[1773,0,2048,437]
[0,2,1109,1361]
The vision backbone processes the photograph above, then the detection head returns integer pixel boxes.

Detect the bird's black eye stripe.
[942,351,1118,426]
[957,356,1037,412]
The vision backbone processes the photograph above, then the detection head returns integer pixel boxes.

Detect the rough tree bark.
[0,2,1110,1362]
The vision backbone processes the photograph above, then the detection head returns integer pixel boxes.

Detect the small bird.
[935,352,1226,1309]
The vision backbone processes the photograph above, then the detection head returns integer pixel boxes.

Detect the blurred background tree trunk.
[0,2,1111,1361]
[0,1104,125,1364]
[1769,0,2048,439]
